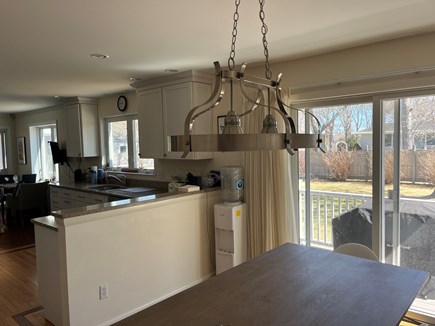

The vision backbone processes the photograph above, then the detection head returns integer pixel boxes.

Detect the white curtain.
[243,89,299,259]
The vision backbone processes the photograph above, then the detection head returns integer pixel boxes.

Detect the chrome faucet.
[107,174,127,186]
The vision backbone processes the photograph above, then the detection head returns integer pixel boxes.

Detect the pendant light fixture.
[171,0,323,158]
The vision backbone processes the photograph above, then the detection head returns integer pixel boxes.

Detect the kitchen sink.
[86,184,125,191]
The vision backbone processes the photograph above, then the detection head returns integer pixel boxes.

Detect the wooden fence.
[301,149,432,183]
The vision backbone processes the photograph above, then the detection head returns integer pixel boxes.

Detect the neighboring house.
[355,122,435,150]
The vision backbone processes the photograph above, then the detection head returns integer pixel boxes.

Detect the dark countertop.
[50,182,167,199]
[32,215,58,231]
[47,183,220,220]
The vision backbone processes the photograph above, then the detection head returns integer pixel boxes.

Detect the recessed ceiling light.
[165,69,178,73]
[90,53,109,59]
[130,77,142,82]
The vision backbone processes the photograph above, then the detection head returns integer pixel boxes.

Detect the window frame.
[30,123,58,182]
[0,128,8,171]
[104,115,155,172]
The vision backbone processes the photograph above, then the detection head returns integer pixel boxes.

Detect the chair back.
[334,243,378,261]
[0,174,14,184]
[21,174,36,183]
[10,181,50,215]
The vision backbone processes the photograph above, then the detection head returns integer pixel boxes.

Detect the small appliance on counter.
[205,170,220,188]
[89,166,98,184]
[186,172,202,188]
[74,169,82,183]
[168,176,185,192]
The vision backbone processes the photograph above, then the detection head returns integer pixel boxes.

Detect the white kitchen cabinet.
[65,101,99,157]
[163,82,212,159]
[50,187,75,211]
[134,71,212,160]
[137,88,165,159]
[50,186,108,211]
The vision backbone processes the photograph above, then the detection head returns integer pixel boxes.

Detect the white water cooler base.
[214,202,247,275]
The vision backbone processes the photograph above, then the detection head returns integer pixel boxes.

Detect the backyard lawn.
[301,179,435,199]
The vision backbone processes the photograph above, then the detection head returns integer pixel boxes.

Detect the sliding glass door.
[297,90,435,323]
[381,94,435,320]
[298,102,373,248]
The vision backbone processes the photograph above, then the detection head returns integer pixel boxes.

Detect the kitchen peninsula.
[33,187,221,326]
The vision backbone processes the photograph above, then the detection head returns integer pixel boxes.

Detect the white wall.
[270,31,435,101]
[55,191,221,325]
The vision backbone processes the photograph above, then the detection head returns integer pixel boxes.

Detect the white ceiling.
[2,0,435,113]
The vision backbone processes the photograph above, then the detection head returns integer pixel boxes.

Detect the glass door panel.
[298,103,373,250]
[382,95,435,320]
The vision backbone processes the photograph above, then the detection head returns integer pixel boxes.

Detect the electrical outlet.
[99,284,109,300]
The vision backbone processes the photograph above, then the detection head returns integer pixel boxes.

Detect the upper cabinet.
[133,71,212,160]
[64,98,99,157]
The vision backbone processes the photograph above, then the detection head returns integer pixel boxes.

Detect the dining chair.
[334,243,379,261]
[6,181,49,227]
[21,174,37,183]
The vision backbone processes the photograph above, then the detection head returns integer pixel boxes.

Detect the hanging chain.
[259,0,272,80]
[228,0,241,71]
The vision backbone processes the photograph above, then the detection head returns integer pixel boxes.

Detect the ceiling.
[2,0,435,113]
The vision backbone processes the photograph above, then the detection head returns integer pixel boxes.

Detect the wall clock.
[117,95,127,111]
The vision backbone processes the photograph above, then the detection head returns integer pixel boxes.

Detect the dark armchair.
[6,181,49,226]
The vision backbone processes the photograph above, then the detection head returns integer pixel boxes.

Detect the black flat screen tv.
[49,141,68,165]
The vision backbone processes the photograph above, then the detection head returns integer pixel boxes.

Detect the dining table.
[115,242,429,326]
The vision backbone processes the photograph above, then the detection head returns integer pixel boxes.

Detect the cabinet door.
[65,104,82,157]
[137,88,165,159]
[65,103,99,157]
[163,82,212,159]
[80,104,99,157]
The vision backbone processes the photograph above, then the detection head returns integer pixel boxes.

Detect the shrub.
[384,151,394,184]
[420,151,435,185]
[322,150,353,181]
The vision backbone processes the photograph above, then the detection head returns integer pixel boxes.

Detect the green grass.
[301,179,434,199]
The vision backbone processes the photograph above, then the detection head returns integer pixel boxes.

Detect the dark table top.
[115,243,429,326]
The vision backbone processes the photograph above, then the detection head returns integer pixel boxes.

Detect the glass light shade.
[222,110,243,134]
[261,114,279,134]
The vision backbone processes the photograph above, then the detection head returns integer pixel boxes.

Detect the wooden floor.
[0,223,35,254]
[0,218,52,325]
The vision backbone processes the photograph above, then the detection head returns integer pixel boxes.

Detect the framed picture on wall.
[17,136,26,164]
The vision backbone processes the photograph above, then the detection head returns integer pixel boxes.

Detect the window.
[0,129,8,171]
[105,115,154,172]
[30,124,58,181]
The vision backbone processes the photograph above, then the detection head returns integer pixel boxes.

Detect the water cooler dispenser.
[214,202,247,274]
[214,166,247,275]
